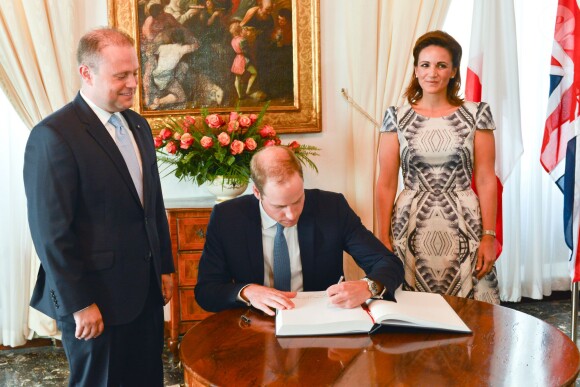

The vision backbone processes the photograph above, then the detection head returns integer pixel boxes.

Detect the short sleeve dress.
[380,101,500,304]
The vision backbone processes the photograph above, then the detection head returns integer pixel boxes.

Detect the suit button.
[144,216,148,225]
[145,251,152,262]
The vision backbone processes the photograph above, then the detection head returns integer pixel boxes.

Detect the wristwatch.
[362,277,386,300]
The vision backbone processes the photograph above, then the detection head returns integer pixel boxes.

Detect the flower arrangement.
[153,105,320,187]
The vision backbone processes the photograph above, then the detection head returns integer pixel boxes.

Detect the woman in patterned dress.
[376,30,500,304]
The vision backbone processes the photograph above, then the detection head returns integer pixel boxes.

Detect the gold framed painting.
[107,0,321,133]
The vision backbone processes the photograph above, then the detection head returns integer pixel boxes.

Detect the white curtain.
[0,90,33,346]
[444,0,570,301]
[340,0,451,279]
[498,0,570,300]
[0,0,78,346]
[0,0,77,127]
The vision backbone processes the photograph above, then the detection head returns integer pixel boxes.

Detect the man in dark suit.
[23,28,174,386]
[195,146,404,315]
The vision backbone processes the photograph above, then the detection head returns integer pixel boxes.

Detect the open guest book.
[275,288,471,337]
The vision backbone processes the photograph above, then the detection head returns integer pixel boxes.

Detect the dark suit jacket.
[195,189,404,312]
[23,93,174,325]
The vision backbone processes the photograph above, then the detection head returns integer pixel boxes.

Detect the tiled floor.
[0,344,183,386]
[1,295,579,386]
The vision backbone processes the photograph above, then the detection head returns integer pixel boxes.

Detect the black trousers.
[58,269,164,387]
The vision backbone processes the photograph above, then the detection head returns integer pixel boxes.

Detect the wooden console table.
[180,296,580,386]
[164,198,215,355]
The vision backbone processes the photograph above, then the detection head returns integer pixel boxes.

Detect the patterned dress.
[380,101,500,304]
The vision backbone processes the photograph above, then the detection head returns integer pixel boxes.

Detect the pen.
[326,276,345,307]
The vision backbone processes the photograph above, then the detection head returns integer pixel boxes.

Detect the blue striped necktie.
[109,114,143,205]
[273,223,291,291]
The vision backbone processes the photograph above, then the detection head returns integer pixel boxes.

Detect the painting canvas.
[109,0,321,133]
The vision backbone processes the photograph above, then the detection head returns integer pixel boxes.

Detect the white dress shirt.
[80,91,143,173]
[237,200,304,304]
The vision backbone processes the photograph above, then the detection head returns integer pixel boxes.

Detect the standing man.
[195,146,404,315]
[23,28,174,386]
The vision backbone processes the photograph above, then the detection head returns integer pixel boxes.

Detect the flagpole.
[572,282,578,342]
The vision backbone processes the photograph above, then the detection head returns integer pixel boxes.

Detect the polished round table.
[180,296,580,386]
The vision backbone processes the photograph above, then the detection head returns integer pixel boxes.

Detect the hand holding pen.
[326,275,371,309]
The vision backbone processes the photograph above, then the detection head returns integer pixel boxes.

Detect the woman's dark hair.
[403,30,463,106]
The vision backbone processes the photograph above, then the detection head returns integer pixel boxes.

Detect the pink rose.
[245,137,257,151]
[181,116,194,132]
[227,120,239,133]
[264,139,276,147]
[205,114,224,129]
[165,141,177,154]
[230,140,245,155]
[229,112,239,122]
[200,136,214,149]
[217,132,230,146]
[173,132,182,141]
[153,136,163,148]
[180,133,194,149]
[274,138,281,145]
[288,140,300,150]
[259,125,276,138]
[160,128,172,140]
[288,140,300,149]
[238,115,252,128]
[249,114,258,124]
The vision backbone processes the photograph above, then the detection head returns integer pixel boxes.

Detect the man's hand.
[241,284,296,316]
[73,303,104,340]
[161,274,173,305]
[326,280,371,308]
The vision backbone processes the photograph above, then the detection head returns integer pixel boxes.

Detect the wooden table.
[180,296,580,386]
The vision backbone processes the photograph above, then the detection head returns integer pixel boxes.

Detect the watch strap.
[363,277,386,299]
[372,285,387,300]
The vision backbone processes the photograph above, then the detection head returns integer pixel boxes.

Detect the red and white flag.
[465,0,523,258]
[540,0,580,281]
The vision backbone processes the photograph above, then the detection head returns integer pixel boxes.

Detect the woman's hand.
[475,236,496,279]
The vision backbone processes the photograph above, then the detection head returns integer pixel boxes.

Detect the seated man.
[195,146,404,315]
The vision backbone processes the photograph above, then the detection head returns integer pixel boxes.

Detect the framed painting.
[107,0,321,133]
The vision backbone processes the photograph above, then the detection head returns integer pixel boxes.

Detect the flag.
[465,0,523,258]
[540,0,580,281]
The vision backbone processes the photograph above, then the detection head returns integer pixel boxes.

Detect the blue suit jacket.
[23,93,174,325]
[195,189,404,312]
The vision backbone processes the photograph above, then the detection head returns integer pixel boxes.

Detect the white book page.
[276,291,373,336]
[368,290,471,333]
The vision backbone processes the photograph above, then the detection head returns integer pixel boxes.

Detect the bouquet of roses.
[153,105,319,187]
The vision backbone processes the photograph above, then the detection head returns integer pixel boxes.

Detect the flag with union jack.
[540,0,580,281]
[465,0,523,258]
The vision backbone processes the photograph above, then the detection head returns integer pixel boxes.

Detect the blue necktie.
[109,114,143,205]
[273,223,291,291]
